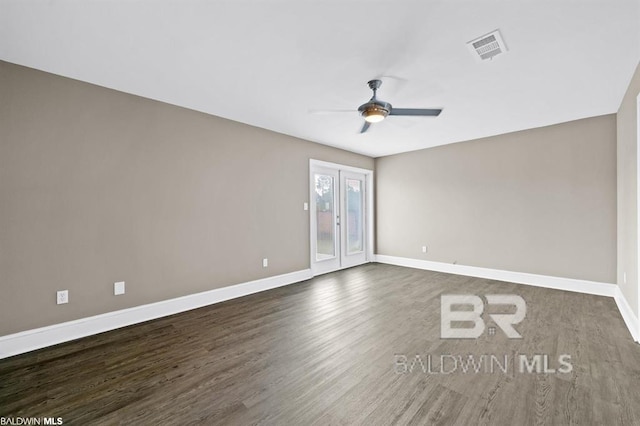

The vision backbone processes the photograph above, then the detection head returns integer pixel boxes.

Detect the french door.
[310,161,371,275]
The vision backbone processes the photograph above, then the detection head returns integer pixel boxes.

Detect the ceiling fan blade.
[390,108,442,117]
[308,108,355,115]
[359,121,371,134]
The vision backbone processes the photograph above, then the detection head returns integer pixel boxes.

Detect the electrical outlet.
[57,290,69,305]
[303,202,309,211]
[422,246,427,253]
[263,258,268,268]
[114,281,125,296]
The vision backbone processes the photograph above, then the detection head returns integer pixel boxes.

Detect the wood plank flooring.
[2,263,640,425]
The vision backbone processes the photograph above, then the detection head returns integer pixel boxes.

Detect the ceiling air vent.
[467,29,507,62]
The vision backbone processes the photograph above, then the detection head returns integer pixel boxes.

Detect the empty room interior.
[2,0,640,424]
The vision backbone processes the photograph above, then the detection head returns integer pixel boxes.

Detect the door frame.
[309,159,374,276]
[636,93,640,340]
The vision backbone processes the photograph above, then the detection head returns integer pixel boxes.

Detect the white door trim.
[636,93,640,339]
[309,159,374,275]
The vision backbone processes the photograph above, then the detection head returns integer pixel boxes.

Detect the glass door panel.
[314,173,336,261]
[345,178,364,254]
[311,167,340,274]
[340,171,367,268]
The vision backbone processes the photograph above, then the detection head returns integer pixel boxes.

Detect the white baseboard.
[0,269,312,360]
[2,259,636,359]
[374,255,640,341]
[374,255,616,297]
[615,286,640,342]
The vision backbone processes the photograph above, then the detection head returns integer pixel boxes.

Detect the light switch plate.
[57,290,69,305]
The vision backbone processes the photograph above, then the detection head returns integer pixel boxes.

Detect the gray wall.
[0,61,373,336]
[376,115,617,284]
[617,61,640,316]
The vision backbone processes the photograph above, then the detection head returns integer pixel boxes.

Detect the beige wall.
[0,58,629,337]
[376,115,617,284]
[0,61,373,336]
[617,61,640,316]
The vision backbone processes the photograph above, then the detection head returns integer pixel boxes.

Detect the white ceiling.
[1,1,639,157]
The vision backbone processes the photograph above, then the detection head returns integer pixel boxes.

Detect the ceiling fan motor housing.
[359,79,391,123]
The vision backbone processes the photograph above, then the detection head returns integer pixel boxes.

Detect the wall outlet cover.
[114,281,125,295]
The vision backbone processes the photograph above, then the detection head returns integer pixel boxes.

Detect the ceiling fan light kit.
[360,104,390,123]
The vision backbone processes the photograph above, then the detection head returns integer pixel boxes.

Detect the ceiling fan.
[356,79,442,133]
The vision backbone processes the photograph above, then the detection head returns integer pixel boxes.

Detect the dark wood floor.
[1,263,640,425]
